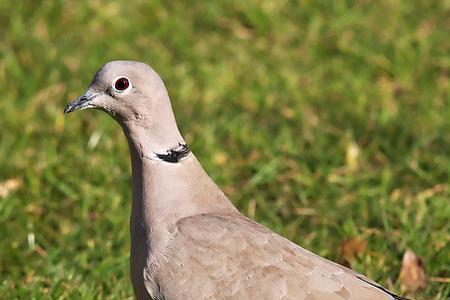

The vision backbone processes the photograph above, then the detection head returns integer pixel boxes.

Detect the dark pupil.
[115,78,129,91]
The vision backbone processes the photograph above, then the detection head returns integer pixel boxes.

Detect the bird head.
[64,60,186,158]
[64,60,170,126]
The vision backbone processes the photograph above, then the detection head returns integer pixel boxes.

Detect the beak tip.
[63,91,101,115]
[63,104,74,115]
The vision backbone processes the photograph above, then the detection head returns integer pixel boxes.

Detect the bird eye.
[113,77,131,92]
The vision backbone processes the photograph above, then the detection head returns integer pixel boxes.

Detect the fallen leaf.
[249,149,260,161]
[340,237,367,268]
[0,178,22,198]
[399,249,427,293]
[34,245,48,257]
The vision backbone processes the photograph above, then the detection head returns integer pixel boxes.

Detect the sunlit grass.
[1,1,449,299]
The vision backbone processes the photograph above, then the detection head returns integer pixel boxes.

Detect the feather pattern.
[65,61,407,300]
[147,213,400,300]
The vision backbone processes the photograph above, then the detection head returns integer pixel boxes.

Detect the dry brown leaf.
[34,245,48,257]
[340,237,367,268]
[0,178,22,198]
[399,249,427,293]
[249,149,260,161]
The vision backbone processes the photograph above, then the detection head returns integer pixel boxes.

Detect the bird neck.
[122,124,237,252]
[120,106,186,160]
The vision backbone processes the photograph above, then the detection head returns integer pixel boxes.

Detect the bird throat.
[143,143,191,163]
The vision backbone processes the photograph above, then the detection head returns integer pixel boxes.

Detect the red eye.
[114,77,130,91]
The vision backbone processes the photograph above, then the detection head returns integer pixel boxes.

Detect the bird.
[64,60,407,300]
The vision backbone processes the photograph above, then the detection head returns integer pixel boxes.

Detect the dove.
[64,60,406,300]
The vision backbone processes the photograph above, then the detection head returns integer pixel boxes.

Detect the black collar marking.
[155,143,190,163]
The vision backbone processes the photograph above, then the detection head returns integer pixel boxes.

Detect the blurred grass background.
[1,0,449,299]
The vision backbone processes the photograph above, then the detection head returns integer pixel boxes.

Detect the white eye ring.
[112,76,132,93]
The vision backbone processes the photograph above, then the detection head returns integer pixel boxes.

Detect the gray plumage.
[64,60,406,300]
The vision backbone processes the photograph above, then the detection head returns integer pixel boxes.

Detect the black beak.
[63,91,101,114]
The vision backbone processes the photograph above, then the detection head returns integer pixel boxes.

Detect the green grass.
[1,1,449,299]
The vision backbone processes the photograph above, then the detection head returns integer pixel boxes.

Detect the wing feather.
[147,213,398,300]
